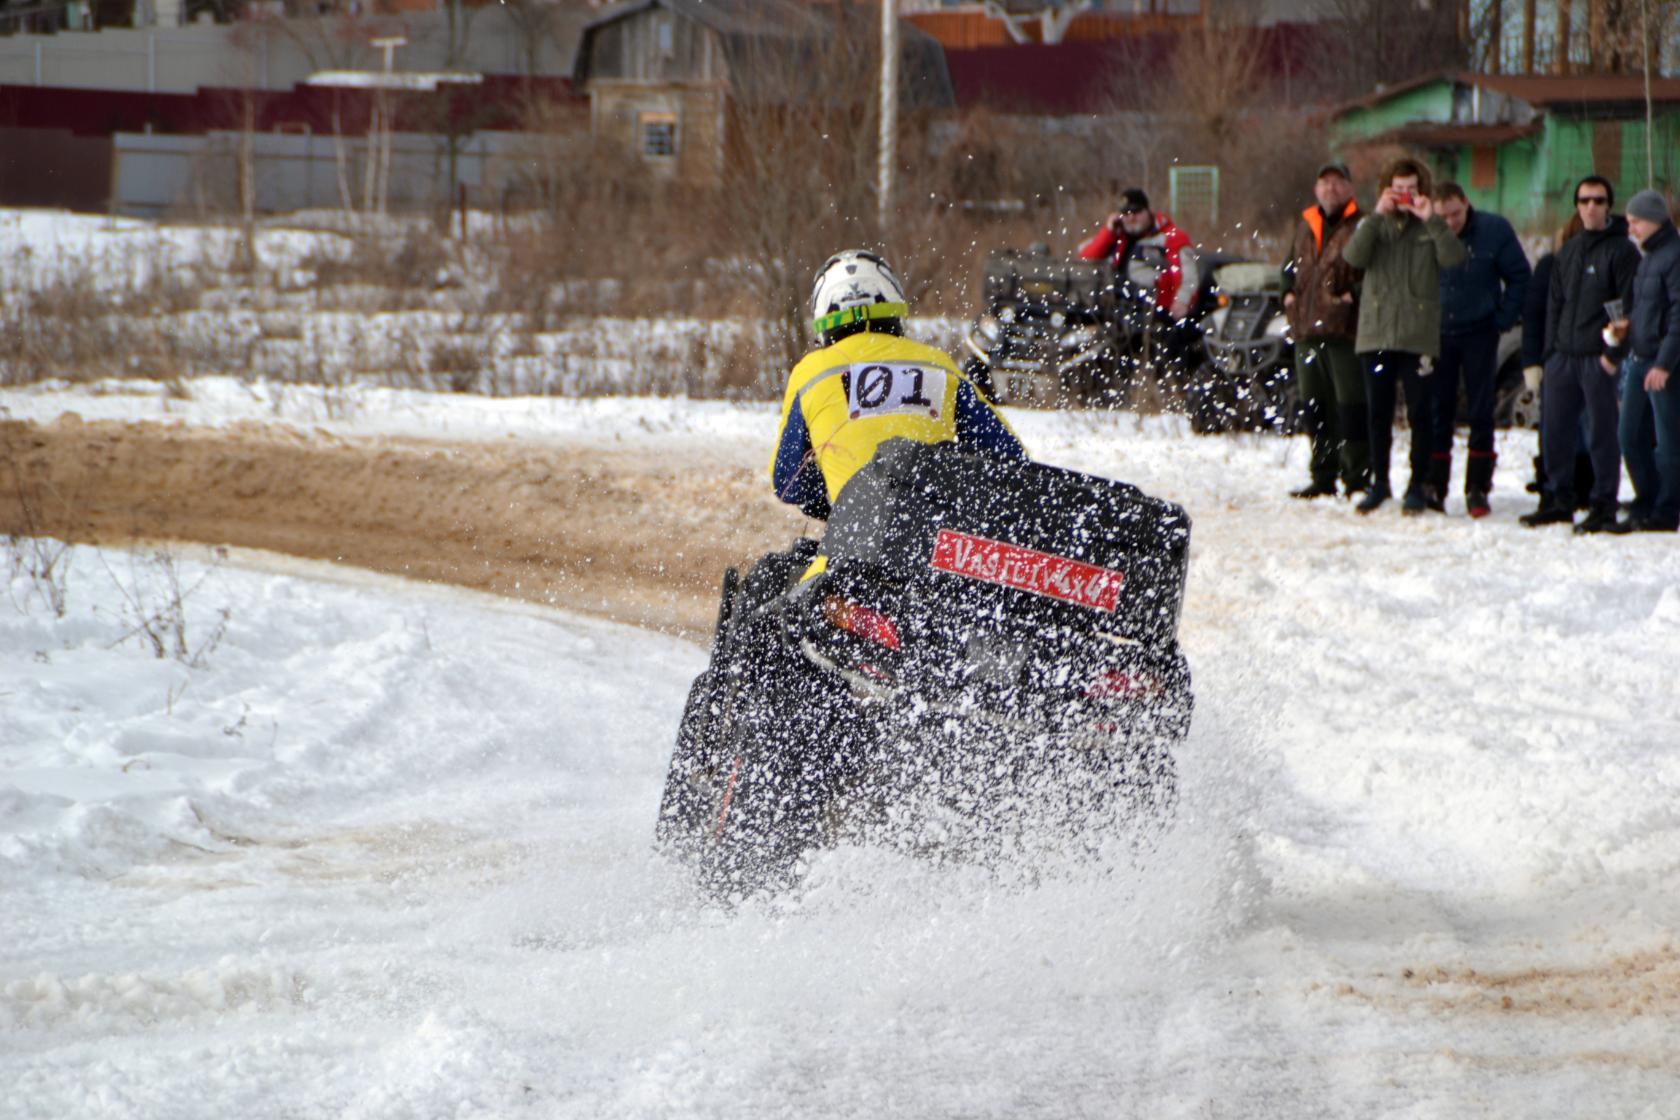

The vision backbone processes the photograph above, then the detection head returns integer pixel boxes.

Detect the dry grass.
[3,29,1357,400]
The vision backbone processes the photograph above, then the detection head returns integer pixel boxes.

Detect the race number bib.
[843,363,947,420]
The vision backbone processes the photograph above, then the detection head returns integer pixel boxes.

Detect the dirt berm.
[0,415,815,640]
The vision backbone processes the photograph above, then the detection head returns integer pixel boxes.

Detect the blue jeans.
[1618,355,1680,528]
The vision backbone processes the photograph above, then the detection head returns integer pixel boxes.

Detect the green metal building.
[1330,71,1680,234]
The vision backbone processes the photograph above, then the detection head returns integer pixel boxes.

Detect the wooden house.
[572,0,954,183]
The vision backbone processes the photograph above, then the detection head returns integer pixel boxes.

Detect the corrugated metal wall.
[101,129,536,217]
[0,127,112,210]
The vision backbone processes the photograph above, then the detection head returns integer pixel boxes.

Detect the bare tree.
[1162,11,1266,153]
[500,0,586,78]
[408,0,490,229]
[1306,0,1469,98]
[708,21,886,380]
[1087,17,1327,241]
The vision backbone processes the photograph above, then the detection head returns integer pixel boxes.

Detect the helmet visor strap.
[813,301,908,337]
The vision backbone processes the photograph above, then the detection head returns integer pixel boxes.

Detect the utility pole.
[879,0,898,232]
[371,36,407,217]
[1641,0,1655,187]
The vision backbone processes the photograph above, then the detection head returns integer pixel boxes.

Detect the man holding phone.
[1078,187,1201,321]
[1520,175,1639,531]
[1341,158,1466,514]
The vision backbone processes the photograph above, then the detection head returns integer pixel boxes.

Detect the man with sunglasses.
[1520,176,1639,531]
[1079,187,1202,322]
[1079,188,1204,398]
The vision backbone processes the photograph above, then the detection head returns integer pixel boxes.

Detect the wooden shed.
[572,0,954,184]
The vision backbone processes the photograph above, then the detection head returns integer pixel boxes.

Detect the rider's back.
[773,331,1023,511]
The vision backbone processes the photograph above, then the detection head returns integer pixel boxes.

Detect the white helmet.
[810,249,907,341]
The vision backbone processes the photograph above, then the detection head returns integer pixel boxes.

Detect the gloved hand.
[1522,364,1543,392]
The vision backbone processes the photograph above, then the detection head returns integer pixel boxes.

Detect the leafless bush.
[430,339,485,393]
[299,224,455,307]
[101,547,231,668]
[0,250,240,387]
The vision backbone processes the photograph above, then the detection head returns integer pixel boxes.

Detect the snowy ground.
[6,378,1680,1118]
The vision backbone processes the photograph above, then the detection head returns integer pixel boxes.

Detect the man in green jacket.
[1342,157,1468,514]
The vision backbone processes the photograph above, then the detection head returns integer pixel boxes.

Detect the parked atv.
[655,439,1193,899]
[962,246,1218,411]
[959,246,1120,408]
[1188,260,1303,434]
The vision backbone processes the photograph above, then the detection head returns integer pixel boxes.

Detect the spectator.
[1341,157,1467,514]
[1429,182,1531,517]
[1078,187,1203,390]
[1078,187,1201,321]
[1281,161,1368,499]
[1521,215,1595,505]
[1610,190,1680,533]
[1519,175,1639,532]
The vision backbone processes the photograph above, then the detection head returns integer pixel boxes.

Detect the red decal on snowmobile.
[929,528,1124,612]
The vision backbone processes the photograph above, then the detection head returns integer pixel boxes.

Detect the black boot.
[1519,497,1574,528]
[1572,453,1596,511]
[1355,483,1391,515]
[1574,502,1625,534]
[1465,450,1496,519]
[1425,453,1450,513]
[1291,480,1338,499]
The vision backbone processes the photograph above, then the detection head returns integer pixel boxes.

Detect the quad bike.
[959,246,1121,408]
[962,245,1222,412]
[655,438,1193,899]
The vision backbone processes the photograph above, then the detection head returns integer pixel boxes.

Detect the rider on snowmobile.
[771,249,1026,528]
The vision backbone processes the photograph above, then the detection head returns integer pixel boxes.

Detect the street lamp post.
[308,52,482,222]
[879,0,897,231]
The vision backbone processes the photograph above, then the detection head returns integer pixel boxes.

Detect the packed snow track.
[3,382,1680,1118]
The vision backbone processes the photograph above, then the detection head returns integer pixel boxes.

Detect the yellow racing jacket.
[770,330,1026,518]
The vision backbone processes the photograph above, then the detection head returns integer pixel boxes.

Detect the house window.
[655,16,674,58]
[639,112,677,159]
[1471,145,1497,190]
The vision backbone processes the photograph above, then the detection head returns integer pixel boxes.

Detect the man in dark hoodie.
[1520,175,1640,532]
[1430,182,1530,517]
[1610,190,1680,533]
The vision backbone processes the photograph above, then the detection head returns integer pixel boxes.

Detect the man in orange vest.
[1281,162,1369,498]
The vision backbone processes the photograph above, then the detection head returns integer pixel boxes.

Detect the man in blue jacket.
[1430,183,1531,517]
[1610,190,1680,533]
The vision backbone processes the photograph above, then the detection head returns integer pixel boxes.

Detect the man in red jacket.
[1078,187,1201,320]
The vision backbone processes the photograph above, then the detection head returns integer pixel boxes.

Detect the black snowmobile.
[655,438,1193,898]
